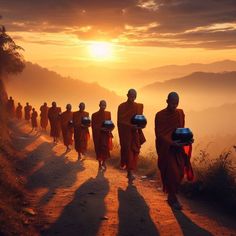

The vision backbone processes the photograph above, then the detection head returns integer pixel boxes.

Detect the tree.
[0,23,25,125]
[0,25,25,76]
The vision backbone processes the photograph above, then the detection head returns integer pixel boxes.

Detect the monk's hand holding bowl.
[101,127,109,132]
[172,140,188,147]
[131,124,141,130]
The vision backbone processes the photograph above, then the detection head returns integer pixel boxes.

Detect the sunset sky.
[1,0,236,70]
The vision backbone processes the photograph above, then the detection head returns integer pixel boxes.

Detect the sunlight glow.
[88,42,113,60]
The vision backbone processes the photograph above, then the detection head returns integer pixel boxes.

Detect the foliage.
[0,25,25,76]
[181,145,236,215]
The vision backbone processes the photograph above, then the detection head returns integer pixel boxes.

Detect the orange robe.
[92,110,113,161]
[7,99,15,117]
[16,104,23,120]
[155,108,193,194]
[48,107,61,138]
[31,111,38,128]
[24,105,32,121]
[73,111,90,153]
[60,110,73,146]
[117,101,146,170]
[40,105,49,129]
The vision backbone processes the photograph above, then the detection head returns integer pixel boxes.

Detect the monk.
[117,89,146,183]
[16,102,23,120]
[60,104,73,151]
[40,102,49,131]
[24,102,32,121]
[48,102,61,143]
[92,100,113,171]
[155,92,193,210]
[7,96,15,117]
[73,102,90,160]
[31,108,38,131]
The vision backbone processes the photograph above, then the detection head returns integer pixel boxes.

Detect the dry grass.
[0,101,38,235]
[107,138,158,177]
[181,145,236,215]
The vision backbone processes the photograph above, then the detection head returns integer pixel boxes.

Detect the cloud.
[1,0,236,49]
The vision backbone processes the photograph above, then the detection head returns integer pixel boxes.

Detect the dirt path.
[11,120,236,236]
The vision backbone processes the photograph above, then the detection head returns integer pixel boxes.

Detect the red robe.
[60,110,73,146]
[48,107,61,138]
[73,111,90,154]
[16,104,23,120]
[24,105,32,121]
[92,110,113,161]
[117,101,146,170]
[40,105,49,129]
[31,111,38,128]
[155,108,193,194]
[7,98,15,117]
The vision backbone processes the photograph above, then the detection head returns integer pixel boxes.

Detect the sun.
[88,42,113,60]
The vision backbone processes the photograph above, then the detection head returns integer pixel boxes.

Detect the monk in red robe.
[155,92,193,210]
[7,96,15,117]
[60,104,73,151]
[48,102,61,143]
[24,102,32,121]
[92,100,113,171]
[40,102,49,131]
[16,102,23,120]
[73,102,90,160]
[118,89,146,183]
[31,108,38,131]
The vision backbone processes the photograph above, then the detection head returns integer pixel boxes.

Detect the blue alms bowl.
[81,116,91,127]
[131,115,147,128]
[172,128,193,143]
[102,120,115,130]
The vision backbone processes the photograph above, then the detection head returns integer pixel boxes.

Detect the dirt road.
[11,120,236,236]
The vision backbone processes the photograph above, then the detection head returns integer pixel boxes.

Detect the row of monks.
[6,89,193,210]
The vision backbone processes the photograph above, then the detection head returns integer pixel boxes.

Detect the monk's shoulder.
[176,108,185,116]
[84,111,89,116]
[92,111,98,117]
[118,102,127,110]
[156,108,166,117]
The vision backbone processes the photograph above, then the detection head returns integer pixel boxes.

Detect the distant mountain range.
[6,62,122,112]
[51,60,236,94]
[140,71,236,110]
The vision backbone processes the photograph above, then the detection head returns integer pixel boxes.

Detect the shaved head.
[79,102,85,111]
[99,100,107,111]
[127,88,137,103]
[167,92,179,112]
[66,104,72,111]
[167,92,179,101]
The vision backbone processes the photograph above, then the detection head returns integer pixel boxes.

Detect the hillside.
[140,60,236,82]
[51,60,236,94]
[5,62,122,112]
[140,71,236,110]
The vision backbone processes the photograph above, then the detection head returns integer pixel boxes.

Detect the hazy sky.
[1,0,236,69]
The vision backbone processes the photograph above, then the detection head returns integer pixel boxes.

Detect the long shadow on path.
[25,143,85,205]
[42,171,109,236]
[118,184,160,236]
[172,209,213,236]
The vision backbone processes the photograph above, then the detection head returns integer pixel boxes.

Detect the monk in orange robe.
[92,100,113,171]
[24,102,32,121]
[16,102,23,120]
[155,92,193,210]
[118,89,146,183]
[31,108,38,131]
[60,104,73,151]
[7,96,15,117]
[40,102,49,131]
[48,102,61,143]
[73,102,90,160]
